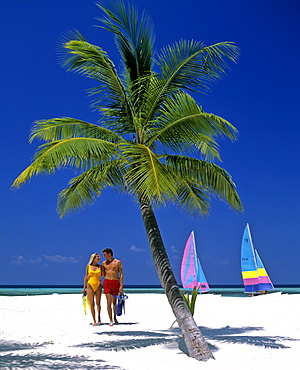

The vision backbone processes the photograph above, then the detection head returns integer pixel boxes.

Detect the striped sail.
[180,231,210,292]
[241,224,274,293]
[241,224,259,292]
[255,250,274,291]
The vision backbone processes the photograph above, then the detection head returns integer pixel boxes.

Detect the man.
[102,248,124,326]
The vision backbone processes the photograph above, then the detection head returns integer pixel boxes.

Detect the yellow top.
[87,266,101,292]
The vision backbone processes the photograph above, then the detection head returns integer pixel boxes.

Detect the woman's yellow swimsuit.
[87,266,101,292]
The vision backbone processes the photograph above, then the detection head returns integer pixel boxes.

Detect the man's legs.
[112,295,118,324]
[105,293,113,325]
[105,293,119,325]
[104,280,120,326]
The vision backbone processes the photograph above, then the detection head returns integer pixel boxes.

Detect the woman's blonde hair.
[88,253,100,266]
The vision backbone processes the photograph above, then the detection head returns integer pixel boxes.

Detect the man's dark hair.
[102,248,113,256]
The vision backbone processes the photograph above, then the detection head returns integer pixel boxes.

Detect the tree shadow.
[0,340,121,370]
[177,325,299,354]
[0,341,46,353]
[75,325,299,354]
[74,330,178,351]
[200,325,299,349]
[96,322,139,326]
[1,325,298,368]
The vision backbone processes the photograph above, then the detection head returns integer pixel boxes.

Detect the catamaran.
[241,223,274,294]
[180,231,210,292]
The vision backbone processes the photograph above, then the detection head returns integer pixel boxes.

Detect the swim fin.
[116,293,128,316]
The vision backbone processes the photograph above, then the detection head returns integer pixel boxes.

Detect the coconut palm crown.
[13,0,243,361]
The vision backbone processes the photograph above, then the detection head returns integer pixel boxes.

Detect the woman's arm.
[82,265,89,293]
[100,265,105,277]
[101,262,106,278]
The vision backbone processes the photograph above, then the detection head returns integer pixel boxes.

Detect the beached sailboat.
[241,223,274,294]
[180,231,210,292]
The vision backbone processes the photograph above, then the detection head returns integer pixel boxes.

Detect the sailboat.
[241,223,274,294]
[180,231,210,292]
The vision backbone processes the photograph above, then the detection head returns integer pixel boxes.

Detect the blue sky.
[1,0,299,286]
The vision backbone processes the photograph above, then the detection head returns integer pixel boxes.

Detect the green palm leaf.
[12,138,119,188]
[182,287,199,316]
[60,33,133,127]
[166,155,243,211]
[147,92,237,158]
[29,118,123,143]
[175,180,210,216]
[158,40,239,92]
[121,142,177,203]
[96,0,155,81]
[143,40,239,125]
[58,160,126,217]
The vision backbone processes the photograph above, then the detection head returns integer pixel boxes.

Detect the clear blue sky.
[1,0,299,286]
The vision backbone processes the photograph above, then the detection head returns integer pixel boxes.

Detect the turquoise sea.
[0,285,299,297]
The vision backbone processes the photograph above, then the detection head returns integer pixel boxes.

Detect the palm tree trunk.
[139,198,214,361]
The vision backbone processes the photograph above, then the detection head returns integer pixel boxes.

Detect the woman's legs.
[87,284,97,326]
[95,285,102,324]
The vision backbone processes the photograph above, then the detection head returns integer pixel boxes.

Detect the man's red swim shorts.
[103,279,120,295]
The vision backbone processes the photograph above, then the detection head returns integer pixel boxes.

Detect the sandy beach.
[0,292,299,369]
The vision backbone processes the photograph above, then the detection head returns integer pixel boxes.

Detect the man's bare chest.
[104,261,119,272]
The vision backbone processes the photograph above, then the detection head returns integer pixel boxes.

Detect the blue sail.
[241,224,259,293]
[241,224,274,294]
[197,258,210,292]
[255,250,274,291]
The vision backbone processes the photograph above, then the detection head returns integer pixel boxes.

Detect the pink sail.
[180,231,210,292]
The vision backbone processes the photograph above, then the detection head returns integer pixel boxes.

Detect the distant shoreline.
[1,285,299,297]
[0,284,299,288]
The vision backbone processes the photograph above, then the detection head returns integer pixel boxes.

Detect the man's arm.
[119,261,124,292]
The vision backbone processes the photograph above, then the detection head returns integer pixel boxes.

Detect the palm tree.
[12,0,243,361]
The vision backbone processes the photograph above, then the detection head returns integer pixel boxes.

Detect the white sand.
[0,292,299,369]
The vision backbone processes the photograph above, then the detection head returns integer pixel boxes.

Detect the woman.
[82,253,103,326]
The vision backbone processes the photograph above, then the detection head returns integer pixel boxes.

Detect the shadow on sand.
[179,325,299,354]
[1,325,298,368]
[0,341,122,370]
[74,324,299,354]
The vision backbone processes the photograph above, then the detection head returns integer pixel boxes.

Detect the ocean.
[0,285,299,297]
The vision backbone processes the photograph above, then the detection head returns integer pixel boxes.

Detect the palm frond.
[161,92,237,139]
[175,180,210,216]
[158,40,239,93]
[57,160,126,217]
[29,118,124,143]
[147,92,237,158]
[166,155,243,211]
[60,34,133,125]
[121,142,177,203]
[96,0,155,81]
[142,41,239,124]
[123,74,165,140]
[12,138,118,188]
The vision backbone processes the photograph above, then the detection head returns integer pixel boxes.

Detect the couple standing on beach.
[82,248,124,327]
